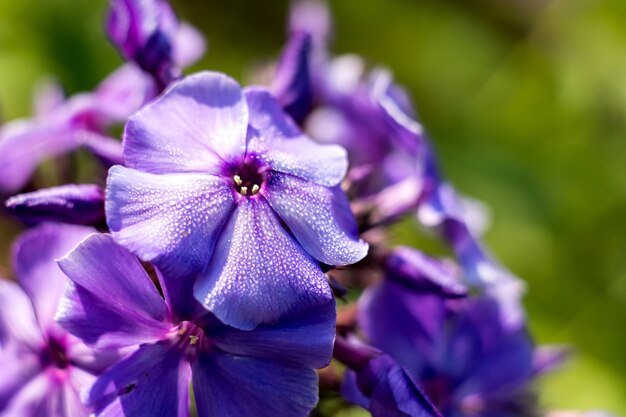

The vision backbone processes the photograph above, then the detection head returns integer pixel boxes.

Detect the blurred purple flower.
[106,0,206,89]
[5,184,105,226]
[0,223,119,416]
[55,233,336,417]
[335,336,442,417]
[353,248,536,417]
[106,71,367,329]
[0,64,154,195]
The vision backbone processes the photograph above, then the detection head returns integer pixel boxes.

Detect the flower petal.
[194,197,332,330]
[0,280,42,348]
[12,223,95,330]
[0,344,41,410]
[210,299,336,368]
[106,166,235,279]
[56,234,171,349]
[0,120,78,193]
[245,88,348,187]
[0,372,61,417]
[5,185,105,226]
[86,342,191,417]
[270,31,314,123]
[172,23,206,68]
[192,350,319,417]
[123,71,248,174]
[358,281,446,372]
[266,172,368,266]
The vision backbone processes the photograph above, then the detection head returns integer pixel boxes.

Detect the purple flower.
[55,233,336,417]
[5,184,105,226]
[0,64,154,194]
[106,71,367,329]
[354,248,536,417]
[106,0,206,89]
[0,223,119,416]
[334,336,442,417]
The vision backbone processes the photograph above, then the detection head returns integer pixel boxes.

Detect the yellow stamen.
[251,184,260,195]
[189,335,199,345]
[233,175,242,186]
[240,186,248,195]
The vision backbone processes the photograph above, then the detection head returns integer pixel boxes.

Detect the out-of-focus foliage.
[0,0,624,414]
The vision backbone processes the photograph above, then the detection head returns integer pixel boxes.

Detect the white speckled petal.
[194,197,332,330]
[244,87,347,187]
[106,165,235,279]
[266,173,368,266]
[124,71,248,174]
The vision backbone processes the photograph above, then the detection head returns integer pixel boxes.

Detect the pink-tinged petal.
[194,197,332,330]
[0,280,43,348]
[0,120,79,193]
[12,223,95,330]
[245,88,348,187]
[62,371,92,417]
[94,64,156,123]
[124,71,248,174]
[211,299,336,368]
[86,342,191,417]
[289,0,332,45]
[56,234,171,349]
[0,344,41,410]
[67,337,130,374]
[5,184,105,226]
[192,350,319,417]
[266,172,368,266]
[106,166,235,279]
[172,23,206,68]
[0,372,61,417]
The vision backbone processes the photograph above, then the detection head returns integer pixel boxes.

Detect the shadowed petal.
[210,299,336,368]
[86,342,191,417]
[56,234,171,349]
[192,350,319,417]
[245,88,347,187]
[124,71,248,174]
[266,172,368,266]
[12,223,95,329]
[359,281,446,372]
[194,197,332,330]
[270,31,314,123]
[106,166,235,279]
[5,185,105,226]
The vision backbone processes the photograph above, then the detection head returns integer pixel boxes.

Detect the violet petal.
[192,350,319,417]
[5,185,105,226]
[245,87,347,187]
[86,342,191,417]
[194,197,332,330]
[106,166,235,279]
[56,234,171,349]
[123,71,248,175]
[266,172,368,266]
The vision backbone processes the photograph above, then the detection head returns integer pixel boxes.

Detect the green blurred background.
[0,0,624,414]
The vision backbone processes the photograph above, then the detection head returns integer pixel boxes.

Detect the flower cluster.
[0,1,618,417]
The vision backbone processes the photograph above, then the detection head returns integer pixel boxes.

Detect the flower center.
[174,321,207,358]
[41,336,70,369]
[229,156,267,197]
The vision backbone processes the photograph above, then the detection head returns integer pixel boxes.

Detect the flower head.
[56,233,336,417]
[353,248,537,417]
[0,223,119,416]
[106,71,367,329]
